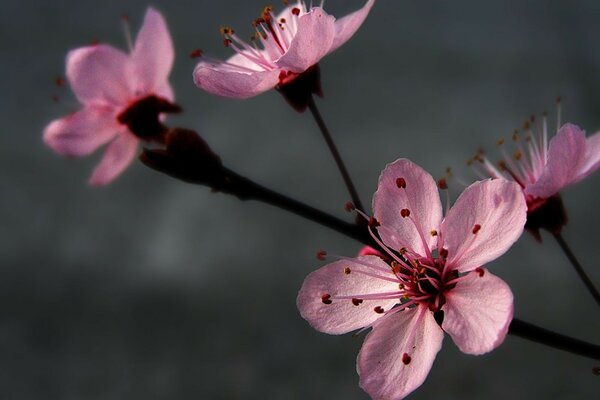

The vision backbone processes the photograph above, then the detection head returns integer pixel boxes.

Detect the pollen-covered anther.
[344,267,352,275]
[400,208,411,218]
[344,202,355,212]
[430,230,438,237]
[472,224,481,234]
[475,267,485,277]
[374,306,385,314]
[368,217,380,227]
[219,26,235,36]
[437,178,447,190]
[402,353,412,365]
[316,250,327,261]
[292,7,301,15]
[513,151,522,161]
[396,177,407,189]
[352,298,363,306]
[280,18,286,23]
[321,294,332,304]
[391,261,401,274]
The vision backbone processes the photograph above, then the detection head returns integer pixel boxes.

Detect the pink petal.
[525,123,587,198]
[132,7,174,94]
[274,7,336,73]
[372,159,443,257]
[193,60,281,99]
[43,106,120,157]
[443,269,513,355]
[328,0,376,54]
[297,256,400,335]
[442,179,526,273]
[66,44,133,106]
[574,130,600,182]
[358,306,444,400]
[88,132,138,185]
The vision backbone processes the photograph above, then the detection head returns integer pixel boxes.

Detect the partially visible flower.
[193,0,376,102]
[298,159,526,400]
[471,113,600,236]
[44,8,177,185]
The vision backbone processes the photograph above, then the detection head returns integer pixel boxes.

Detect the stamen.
[472,224,481,234]
[189,48,203,59]
[316,250,327,261]
[437,178,447,190]
[396,177,407,189]
[430,230,438,237]
[400,208,410,218]
[402,353,412,365]
[121,14,133,52]
[374,306,385,314]
[352,298,363,306]
[321,294,332,304]
[343,267,351,275]
[344,202,355,212]
[475,267,485,277]
[292,7,301,15]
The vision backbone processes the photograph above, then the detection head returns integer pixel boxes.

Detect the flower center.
[117,95,181,141]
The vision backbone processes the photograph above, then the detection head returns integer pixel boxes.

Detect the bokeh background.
[2,0,600,399]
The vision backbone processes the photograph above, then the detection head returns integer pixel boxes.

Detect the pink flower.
[297,159,526,400]
[192,0,376,99]
[471,119,600,235]
[43,8,175,185]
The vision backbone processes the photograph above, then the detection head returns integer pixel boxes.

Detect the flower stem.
[307,96,365,212]
[552,232,600,307]
[509,318,600,360]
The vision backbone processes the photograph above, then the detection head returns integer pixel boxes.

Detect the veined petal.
[193,60,280,99]
[358,306,444,400]
[574,130,600,182]
[328,0,376,54]
[525,123,587,198]
[442,179,525,273]
[274,7,336,73]
[66,44,133,106]
[373,159,443,257]
[443,269,513,355]
[43,106,119,157]
[297,256,400,335]
[132,7,174,93]
[88,132,138,185]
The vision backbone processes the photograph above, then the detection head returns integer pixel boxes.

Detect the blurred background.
[2,0,600,399]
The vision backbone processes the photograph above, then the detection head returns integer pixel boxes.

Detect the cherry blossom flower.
[297,159,526,400]
[192,0,376,100]
[43,8,176,185]
[471,116,600,235]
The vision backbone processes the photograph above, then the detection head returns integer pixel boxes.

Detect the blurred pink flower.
[473,122,600,211]
[44,8,175,185]
[297,159,526,400]
[193,0,376,99]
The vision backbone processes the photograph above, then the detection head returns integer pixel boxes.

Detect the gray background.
[2,0,600,399]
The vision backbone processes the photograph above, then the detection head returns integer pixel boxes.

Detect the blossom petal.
[525,123,587,198]
[443,269,513,355]
[132,7,174,93]
[574,130,600,182]
[274,7,336,73]
[43,106,119,157]
[373,158,443,257]
[358,306,444,400]
[193,60,280,99]
[297,256,400,335]
[66,44,133,106]
[88,132,138,185]
[328,0,376,54]
[442,179,526,273]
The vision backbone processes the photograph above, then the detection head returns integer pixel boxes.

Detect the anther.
[344,202,355,212]
[391,261,401,274]
[316,250,327,261]
[400,209,410,218]
[402,353,412,365]
[219,26,234,36]
[472,224,481,234]
[280,18,286,23]
[292,7,301,15]
[189,48,203,59]
[523,120,530,130]
[344,267,352,275]
[399,247,407,255]
[368,217,380,227]
[430,230,438,237]
[374,306,385,314]
[352,298,363,306]
[437,178,447,190]
[496,138,505,146]
[321,294,332,304]
[396,177,407,189]
[439,248,448,258]
[475,267,485,277]
[223,38,232,47]
[512,130,519,141]
[55,77,64,87]
[513,151,522,161]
